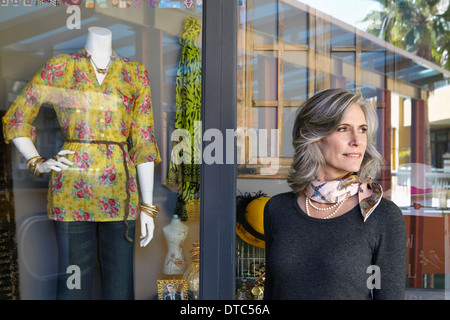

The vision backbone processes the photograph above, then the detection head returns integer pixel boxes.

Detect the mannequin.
[84,27,112,86]
[12,27,156,247]
[6,26,160,299]
[162,214,188,275]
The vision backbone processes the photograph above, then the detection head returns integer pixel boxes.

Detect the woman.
[263,88,406,300]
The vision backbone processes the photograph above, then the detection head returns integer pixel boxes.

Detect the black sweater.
[263,192,407,300]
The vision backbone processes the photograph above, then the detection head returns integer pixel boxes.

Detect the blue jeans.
[53,220,135,300]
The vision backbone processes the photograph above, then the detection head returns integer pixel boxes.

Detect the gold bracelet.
[139,203,159,218]
[33,157,46,177]
[140,203,159,212]
[141,207,157,218]
[26,156,41,171]
[140,203,159,215]
[141,207,158,218]
[26,156,46,177]
[27,157,40,175]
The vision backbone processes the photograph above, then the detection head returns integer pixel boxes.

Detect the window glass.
[253,51,278,101]
[252,0,278,45]
[282,2,307,46]
[283,51,308,101]
[236,0,450,300]
[0,1,202,300]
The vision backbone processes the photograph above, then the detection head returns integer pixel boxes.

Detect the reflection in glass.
[283,51,308,101]
[331,24,355,47]
[237,0,450,300]
[253,52,278,101]
[281,107,297,157]
[331,51,355,90]
[253,0,278,45]
[0,3,203,300]
[252,107,277,160]
[282,3,307,45]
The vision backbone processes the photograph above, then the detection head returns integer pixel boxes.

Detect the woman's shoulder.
[264,192,296,232]
[370,197,405,226]
[377,197,403,214]
[266,191,295,205]
[264,192,296,215]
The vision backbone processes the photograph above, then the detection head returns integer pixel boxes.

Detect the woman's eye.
[337,126,367,133]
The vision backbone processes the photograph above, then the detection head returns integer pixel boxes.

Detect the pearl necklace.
[305,193,351,219]
[307,198,341,211]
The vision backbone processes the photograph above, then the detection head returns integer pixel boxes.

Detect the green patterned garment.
[166,17,202,221]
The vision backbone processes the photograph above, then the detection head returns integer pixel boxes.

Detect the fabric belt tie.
[64,138,133,243]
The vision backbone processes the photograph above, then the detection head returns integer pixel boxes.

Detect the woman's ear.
[315,138,323,149]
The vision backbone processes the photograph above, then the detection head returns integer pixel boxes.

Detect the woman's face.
[316,103,368,181]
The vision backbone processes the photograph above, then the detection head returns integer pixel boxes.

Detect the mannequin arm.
[12,137,40,160]
[137,161,156,247]
[12,137,73,172]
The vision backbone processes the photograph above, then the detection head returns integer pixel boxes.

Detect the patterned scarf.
[166,17,202,221]
[304,174,383,221]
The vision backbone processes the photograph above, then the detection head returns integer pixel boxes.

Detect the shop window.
[0,2,203,300]
[236,0,450,301]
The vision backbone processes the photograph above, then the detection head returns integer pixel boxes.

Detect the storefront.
[0,0,449,301]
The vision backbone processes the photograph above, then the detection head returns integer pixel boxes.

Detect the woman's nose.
[349,130,363,146]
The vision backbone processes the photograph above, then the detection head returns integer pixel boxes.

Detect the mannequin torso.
[84,27,157,246]
[84,27,113,85]
[9,26,157,247]
[162,215,188,275]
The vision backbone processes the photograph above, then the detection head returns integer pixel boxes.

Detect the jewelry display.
[139,203,159,218]
[251,272,266,300]
[305,193,351,219]
[163,215,188,275]
[26,156,40,171]
[183,241,200,300]
[89,55,112,74]
[236,279,252,300]
[26,156,46,177]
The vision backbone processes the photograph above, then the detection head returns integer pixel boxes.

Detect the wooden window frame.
[237,0,427,180]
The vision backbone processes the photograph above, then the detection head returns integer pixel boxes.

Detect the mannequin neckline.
[82,47,116,61]
[80,47,118,88]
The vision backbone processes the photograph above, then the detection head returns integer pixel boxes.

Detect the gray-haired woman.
[263,88,406,300]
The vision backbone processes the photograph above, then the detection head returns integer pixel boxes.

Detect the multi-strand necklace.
[305,192,351,219]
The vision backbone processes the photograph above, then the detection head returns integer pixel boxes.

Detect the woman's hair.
[287,88,383,195]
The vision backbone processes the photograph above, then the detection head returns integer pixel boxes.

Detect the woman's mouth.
[343,153,362,158]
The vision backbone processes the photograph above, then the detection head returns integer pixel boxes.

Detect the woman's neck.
[317,171,353,182]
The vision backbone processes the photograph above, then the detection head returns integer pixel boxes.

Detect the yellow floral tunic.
[2,48,161,223]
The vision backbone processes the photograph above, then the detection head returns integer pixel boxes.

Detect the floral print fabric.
[2,48,161,222]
